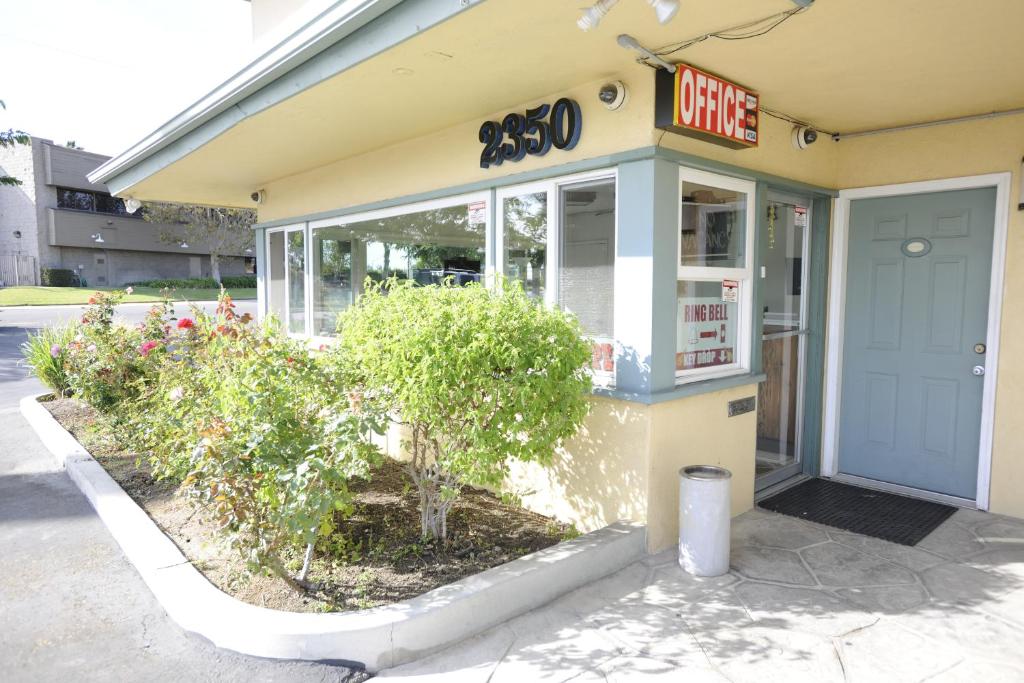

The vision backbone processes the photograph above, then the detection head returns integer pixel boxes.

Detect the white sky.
[0,0,254,157]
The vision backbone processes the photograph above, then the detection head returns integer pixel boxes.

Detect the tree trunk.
[210,253,222,285]
[297,542,315,583]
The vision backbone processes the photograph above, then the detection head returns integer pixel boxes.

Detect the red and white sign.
[676,297,737,371]
[655,64,759,149]
[722,279,739,303]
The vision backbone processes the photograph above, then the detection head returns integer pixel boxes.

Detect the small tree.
[332,279,592,542]
[0,99,30,187]
[143,203,255,285]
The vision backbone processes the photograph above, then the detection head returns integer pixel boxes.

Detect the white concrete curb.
[20,393,646,672]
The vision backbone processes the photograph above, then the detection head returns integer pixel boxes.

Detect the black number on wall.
[479,121,503,169]
[479,99,581,169]
[551,97,582,151]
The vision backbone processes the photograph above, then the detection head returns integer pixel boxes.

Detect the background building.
[0,137,252,287]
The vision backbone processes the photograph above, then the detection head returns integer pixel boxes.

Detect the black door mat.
[757,478,957,546]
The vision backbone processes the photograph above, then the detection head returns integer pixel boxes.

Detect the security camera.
[791,126,818,150]
[598,81,627,110]
[251,190,266,204]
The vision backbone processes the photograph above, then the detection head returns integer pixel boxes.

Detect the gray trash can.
[678,465,732,577]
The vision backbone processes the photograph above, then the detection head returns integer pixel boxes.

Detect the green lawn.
[0,286,257,306]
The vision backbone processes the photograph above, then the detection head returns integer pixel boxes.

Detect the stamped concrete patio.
[381,506,1024,681]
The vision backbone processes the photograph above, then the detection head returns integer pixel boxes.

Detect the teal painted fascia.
[97,0,485,196]
[596,373,766,405]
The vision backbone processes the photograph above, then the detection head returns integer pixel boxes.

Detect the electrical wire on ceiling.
[760,106,836,138]
[651,5,810,57]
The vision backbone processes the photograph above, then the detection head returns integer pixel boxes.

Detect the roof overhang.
[88,0,476,198]
[92,0,1024,208]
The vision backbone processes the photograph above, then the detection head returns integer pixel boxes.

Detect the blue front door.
[839,188,996,500]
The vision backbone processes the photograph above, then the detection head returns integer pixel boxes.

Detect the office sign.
[655,65,759,149]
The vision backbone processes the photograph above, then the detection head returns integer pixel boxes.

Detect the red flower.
[87,296,96,305]
[139,340,160,357]
[177,317,195,330]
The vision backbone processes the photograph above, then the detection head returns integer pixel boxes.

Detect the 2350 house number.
[478,98,582,169]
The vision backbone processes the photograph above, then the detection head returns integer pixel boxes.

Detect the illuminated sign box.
[655,65,759,149]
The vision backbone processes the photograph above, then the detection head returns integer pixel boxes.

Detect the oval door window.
[901,238,932,257]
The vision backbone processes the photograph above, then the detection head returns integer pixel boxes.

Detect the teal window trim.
[596,372,767,405]
[254,145,834,413]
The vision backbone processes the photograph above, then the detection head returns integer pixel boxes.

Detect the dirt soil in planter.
[44,397,574,613]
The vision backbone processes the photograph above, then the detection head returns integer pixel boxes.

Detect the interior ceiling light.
[578,0,680,32]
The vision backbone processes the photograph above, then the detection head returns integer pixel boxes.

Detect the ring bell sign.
[655,65,759,149]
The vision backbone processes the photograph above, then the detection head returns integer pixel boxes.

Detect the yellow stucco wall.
[506,396,651,537]
[646,385,759,552]
[258,73,840,222]
[832,113,1024,518]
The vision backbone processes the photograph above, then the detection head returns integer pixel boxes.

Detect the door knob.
[972,365,985,376]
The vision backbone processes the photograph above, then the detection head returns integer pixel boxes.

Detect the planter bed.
[22,393,645,671]
[43,396,575,613]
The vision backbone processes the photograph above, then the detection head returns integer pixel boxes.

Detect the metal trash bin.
[678,465,732,577]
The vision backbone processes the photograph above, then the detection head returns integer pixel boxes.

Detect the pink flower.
[139,340,160,357]
[50,344,61,358]
[177,318,195,330]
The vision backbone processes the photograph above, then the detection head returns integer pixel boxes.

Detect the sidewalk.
[0,405,365,682]
[381,508,1024,681]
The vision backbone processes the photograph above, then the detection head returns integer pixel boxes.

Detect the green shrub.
[329,279,592,542]
[125,275,255,289]
[40,268,76,287]
[220,274,257,288]
[62,290,166,411]
[126,277,218,289]
[21,323,79,395]
[129,294,382,584]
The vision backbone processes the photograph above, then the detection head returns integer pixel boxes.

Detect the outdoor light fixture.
[123,197,142,214]
[617,34,677,72]
[12,230,21,239]
[578,0,679,31]
[90,232,105,244]
[179,241,189,249]
[577,0,617,31]
[647,0,680,25]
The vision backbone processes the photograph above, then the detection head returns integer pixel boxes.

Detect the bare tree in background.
[0,100,30,187]
[143,203,256,285]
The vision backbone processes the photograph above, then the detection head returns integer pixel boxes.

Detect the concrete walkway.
[382,508,1024,681]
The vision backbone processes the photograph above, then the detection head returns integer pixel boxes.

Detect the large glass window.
[287,230,306,334]
[267,230,286,322]
[500,190,547,299]
[311,229,353,336]
[308,197,487,336]
[676,168,755,383]
[559,178,616,380]
[57,187,138,217]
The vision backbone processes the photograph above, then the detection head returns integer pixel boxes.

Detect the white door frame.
[822,173,1011,510]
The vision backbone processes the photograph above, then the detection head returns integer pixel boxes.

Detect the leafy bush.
[220,274,257,288]
[40,268,77,287]
[129,294,383,584]
[126,275,256,289]
[126,277,218,289]
[62,290,166,411]
[330,279,592,542]
[21,323,79,395]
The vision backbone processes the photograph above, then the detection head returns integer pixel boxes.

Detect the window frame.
[264,223,309,338]
[675,166,756,384]
[497,168,618,386]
